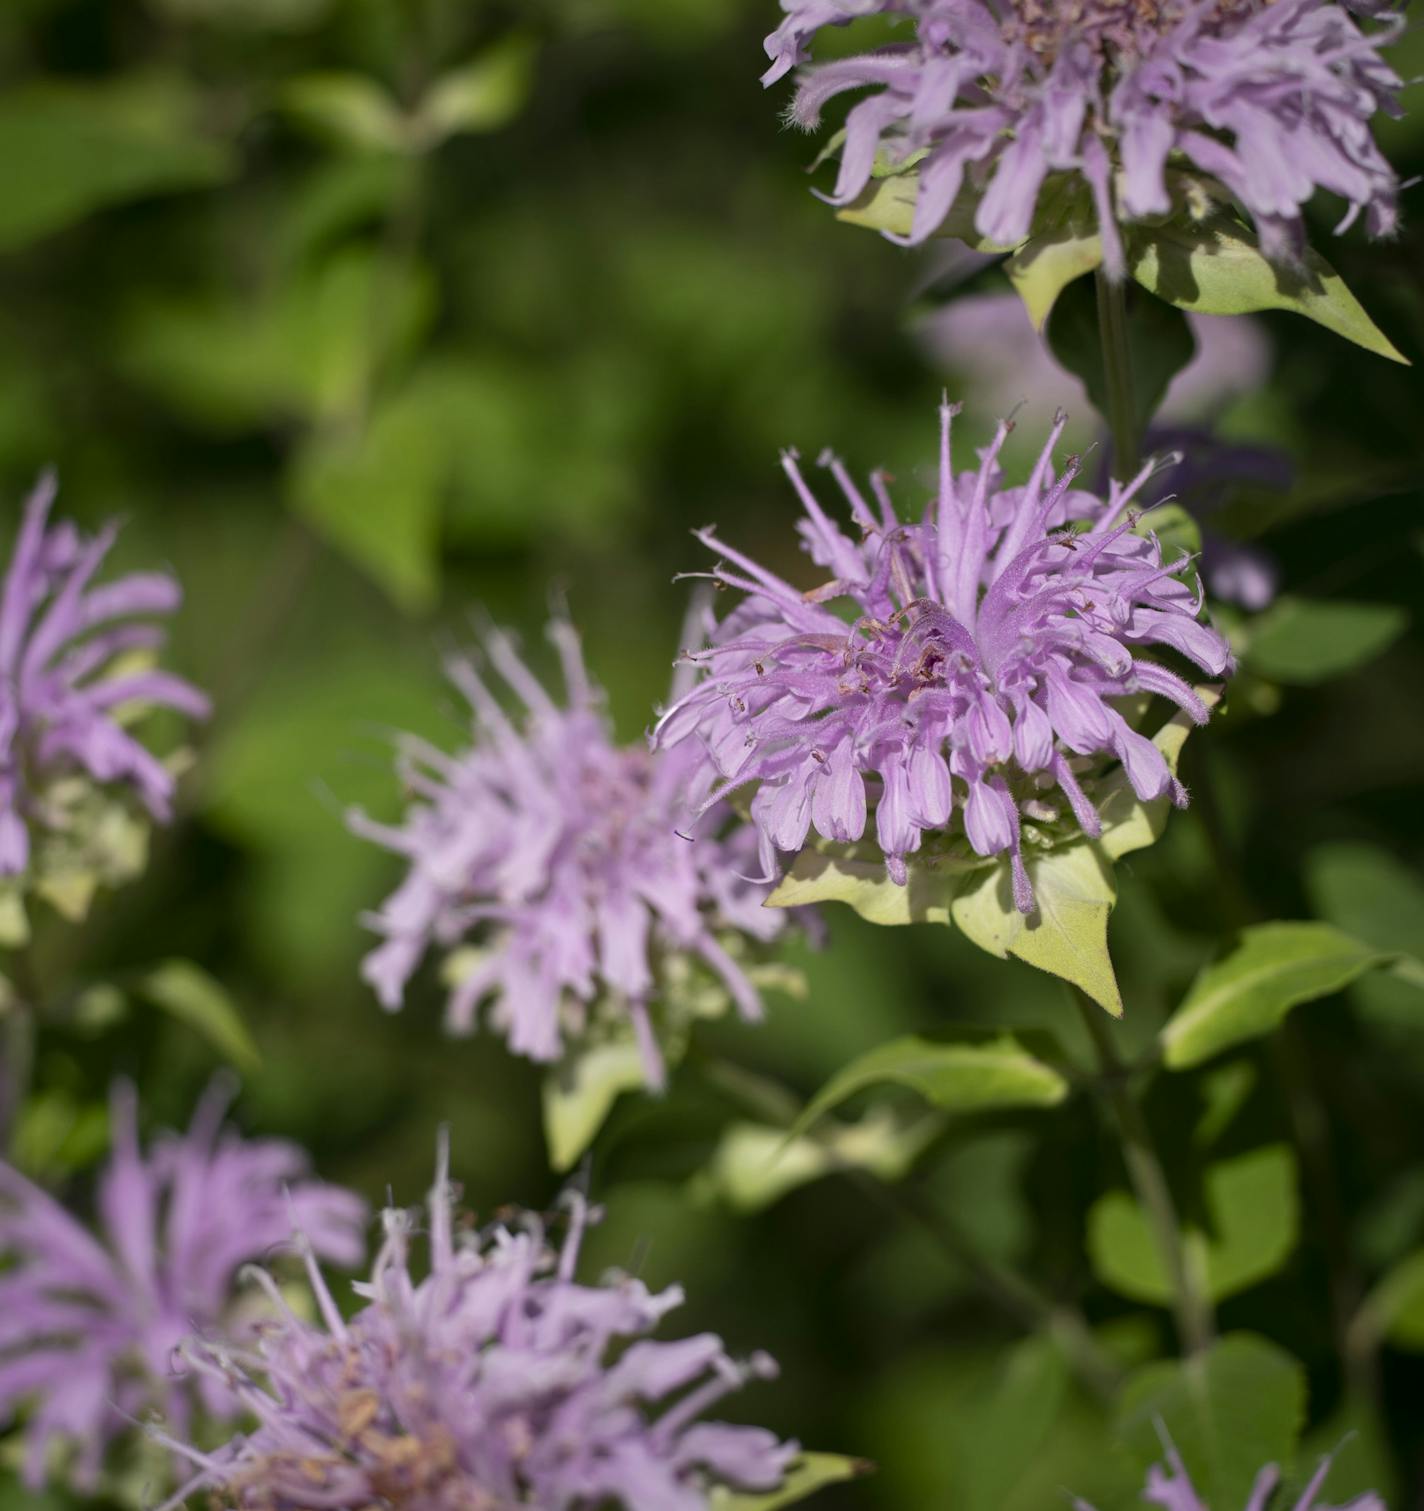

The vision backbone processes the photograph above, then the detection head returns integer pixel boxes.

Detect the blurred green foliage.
[2,0,1424,1506]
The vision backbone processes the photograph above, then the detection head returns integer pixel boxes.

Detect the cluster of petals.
[0,475,210,876]
[349,618,791,1090]
[1077,1438,1384,1509]
[655,404,1233,912]
[763,0,1405,270]
[159,1138,797,1511]
[0,1079,366,1489]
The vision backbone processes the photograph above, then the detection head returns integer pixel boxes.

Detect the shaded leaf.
[1127,212,1407,364]
[137,959,261,1072]
[1161,923,1399,1069]
[1246,597,1408,686]
[1089,1145,1299,1305]
[790,1033,1068,1141]
[1353,1251,1424,1353]
[0,74,234,251]
[712,1452,871,1509]
[1116,1334,1307,1509]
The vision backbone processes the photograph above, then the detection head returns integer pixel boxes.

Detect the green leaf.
[1193,1060,1257,1148]
[11,1090,109,1182]
[1004,180,1104,329]
[790,1033,1068,1142]
[414,35,537,148]
[1305,843,1424,1014]
[1161,922,1399,1069]
[1089,1145,1299,1305]
[1127,210,1407,364]
[0,73,234,251]
[1046,273,1197,437]
[137,959,261,1072]
[1353,1250,1424,1353]
[766,845,973,926]
[1117,1334,1307,1509]
[712,1452,871,1509]
[834,167,1019,252]
[1246,597,1408,686]
[279,72,405,153]
[696,1110,941,1213]
[541,1036,647,1172]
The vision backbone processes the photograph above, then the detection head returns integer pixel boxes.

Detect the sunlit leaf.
[1161,923,1401,1069]
[415,35,538,148]
[541,1036,646,1173]
[1089,1145,1299,1305]
[790,1033,1068,1141]
[712,1452,871,1509]
[834,167,1018,252]
[1127,211,1407,364]
[279,72,405,153]
[137,958,261,1072]
[1117,1334,1307,1509]
[0,73,234,251]
[1246,597,1408,686]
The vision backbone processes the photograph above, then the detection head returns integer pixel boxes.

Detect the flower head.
[1077,1436,1384,1510]
[0,1079,366,1490]
[348,617,795,1090]
[766,0,1405,270]
[655,404,1233,911]
[0,475,209,880]
[159,1137,798,1511]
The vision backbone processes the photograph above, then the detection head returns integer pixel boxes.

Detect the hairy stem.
[1095,269,1140,480]
[1073,989,1214,1356]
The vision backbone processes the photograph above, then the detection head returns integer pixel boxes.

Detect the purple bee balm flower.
[655,403,1233,913]
[348,617,795,1091]
[156,1136,798,1511]
[765,0,1405,271]
[1077,1437,1385,1510]
[0,474,210,878]
[0,1078,366,1491]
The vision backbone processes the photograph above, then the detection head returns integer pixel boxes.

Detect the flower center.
[1002,0,1266,65]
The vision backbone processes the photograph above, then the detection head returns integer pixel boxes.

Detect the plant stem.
[1072,989,1214,1356]
[1095,269,1140,481]
[847,1169,1123,1401]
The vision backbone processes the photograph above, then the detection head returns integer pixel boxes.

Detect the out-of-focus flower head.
[0,1078,366,1491]
[655,403,1233,911]
[765,0,1406,271]
[0,475,209,882]
[348,616,798,1091]
[1076,1435,1385,1509]
[157,1135,798,1511]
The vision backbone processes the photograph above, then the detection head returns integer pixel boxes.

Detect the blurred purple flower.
[765,0,1405,270]
[0,475,210,878]
[655,404,1233,911]
[0,1078,366,1491]
[158,1136,798,1511]
[1077,1436,1384,1509]
[348,618,795,1090]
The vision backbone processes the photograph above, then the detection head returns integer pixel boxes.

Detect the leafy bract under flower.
[159,1137,798,1511]
[655,404,1233,912]
[0,475,209,882]
[765,0,1405,271]
[349,618,795,1091]
[0,1079,365,1491]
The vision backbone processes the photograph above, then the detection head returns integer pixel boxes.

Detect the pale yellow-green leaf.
[138,959,261,1072]
[0,885,31,948]
[278,72,405,153]
[542,1037,646,1172]
[835,168,1020,253]
[765,847,966,925]
[712,1452,871,1509]
[953,844,1122,1016]
[414,35,537,149]
[1128,213,1407,364]
[1161,922,1399,1069]
[1006,229,1103,329]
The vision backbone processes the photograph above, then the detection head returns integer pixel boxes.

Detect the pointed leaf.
[1127,212,1407,364]
[712,1453,872,1509]
[1246,597,1408,686]
[953,843,1123,1016]
[1162,922,1400,1069]
[1117,1334,1307,1509]
[414,35,537,148]
[766,847,971,925]
[1089,1145,1299,1306]
[137,959,261,1072]
[279,72,405,153]
[542,1037,646,1172]
[834,167,1019,252]
[791,1034,1068,1142]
